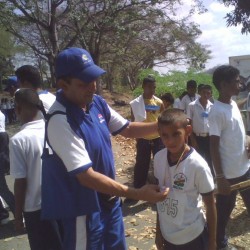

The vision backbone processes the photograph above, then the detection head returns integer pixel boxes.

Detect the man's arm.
[76,167,169,203]
[202,193,217,250]
[130,108,135,122]
[210,135,231,194]
[14,178,26,233]
[119,121,158,138]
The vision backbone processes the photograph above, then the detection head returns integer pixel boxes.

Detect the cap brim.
[75,65,106,84]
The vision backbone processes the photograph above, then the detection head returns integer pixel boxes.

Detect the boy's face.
[222,75,241,96]
[142,82,156,98]
[187,86,197,96]
[158,122,191,155]
[200,88,212,101]
[162,100,171,110]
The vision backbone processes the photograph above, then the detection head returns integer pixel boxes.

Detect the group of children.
[130,66,250,250]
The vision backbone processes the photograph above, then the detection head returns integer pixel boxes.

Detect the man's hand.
[208,240,217,250]
[14,218,25,234]
[217,177,231,195]
[137,184,169,203]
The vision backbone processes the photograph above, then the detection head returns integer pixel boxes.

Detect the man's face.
[61,78,96,108]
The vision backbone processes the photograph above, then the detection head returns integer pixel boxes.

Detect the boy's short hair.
[161,93,174,105]
[14,88,43,111]
[158,108,188,128]
[186,80,197,89]
[212,65,240,91]
[200,84,212,91]
[15,65,43,89]
[142,75,156,85]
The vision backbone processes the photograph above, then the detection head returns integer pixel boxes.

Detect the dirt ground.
[1,89,250,249]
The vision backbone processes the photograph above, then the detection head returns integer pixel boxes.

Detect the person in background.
[42,47,169,250]
[130,75,164,191]
[180,80,199,113]
[0,109,15,224]
[10,88,62,250]
[173,91,188,109]
[4,76,19,97]
[161,92,174,110]
[209,65,250,250]
[187,84,214,176]
[15,65,56,114]
[154,109,216,250]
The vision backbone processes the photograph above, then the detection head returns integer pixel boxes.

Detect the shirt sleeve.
[47,114,92,174]
[10,137,27,179]
[195,163,214,194]
[208,109,224,136]
[108,105,129,135]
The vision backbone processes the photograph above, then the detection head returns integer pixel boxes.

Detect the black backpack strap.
[43,111,66,151]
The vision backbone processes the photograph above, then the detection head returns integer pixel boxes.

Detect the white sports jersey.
[0,111,5,132]
[154,148,214,245]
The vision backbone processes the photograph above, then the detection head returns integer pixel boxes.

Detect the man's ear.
[57,79,69,91]
[185,124,192,137]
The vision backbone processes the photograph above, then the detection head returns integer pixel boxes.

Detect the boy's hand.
[137,184,169,203]
[217,177,231,195]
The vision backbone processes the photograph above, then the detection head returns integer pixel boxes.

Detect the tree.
[0,0,210,91]
[221,0,250,34]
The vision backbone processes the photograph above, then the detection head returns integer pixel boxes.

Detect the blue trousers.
[24,210,62,250]
[134,137,164,188]
[87,201,126,250]
[216,168,250,248]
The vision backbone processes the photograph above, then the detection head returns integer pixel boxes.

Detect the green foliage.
[133,69,218,99]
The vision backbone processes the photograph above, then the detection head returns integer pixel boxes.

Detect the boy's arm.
[210,135,231,195]
[14,178,26,233]
[202,192,217,250]
[130,108,135,122]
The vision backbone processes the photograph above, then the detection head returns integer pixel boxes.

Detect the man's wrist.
[215,173,225,179]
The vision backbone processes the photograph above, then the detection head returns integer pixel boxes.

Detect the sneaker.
[218,244,238,250]
[0,212,9,225]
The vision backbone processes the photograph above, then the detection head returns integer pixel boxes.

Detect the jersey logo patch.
[98,114,105,123]
[173,173,187,190]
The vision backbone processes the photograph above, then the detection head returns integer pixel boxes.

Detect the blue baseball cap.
[55,47,106,83]
[4,76,19,91]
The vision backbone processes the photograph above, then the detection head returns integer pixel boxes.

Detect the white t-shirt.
[38,91,56,112]
[10,119,45,212]
[187,99,213,134]
[173,98,181,109]
[47,99,128,173]
[209,100,250,179]
[180,94,199,113]
[246,92,250,132]
[154,148,214,245]
[0,111,5,132]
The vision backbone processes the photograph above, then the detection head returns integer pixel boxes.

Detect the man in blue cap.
[4,76,19,97]
[42,47,169,250]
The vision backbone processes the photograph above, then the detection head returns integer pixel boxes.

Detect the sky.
[156,0,250,73]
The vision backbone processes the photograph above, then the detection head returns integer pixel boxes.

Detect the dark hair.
[158,108,188,128]
[161,92,174,105]
[186,80,197,88]
[15,65,42,89]
[212,65,240,91]
[200,84,212,91]
[198,83,205,92]
[142,75,156,86]
[14,88,46,117]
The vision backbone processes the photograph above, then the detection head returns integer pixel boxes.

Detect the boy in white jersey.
[209,65,250,250]
[154,109,216,250]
